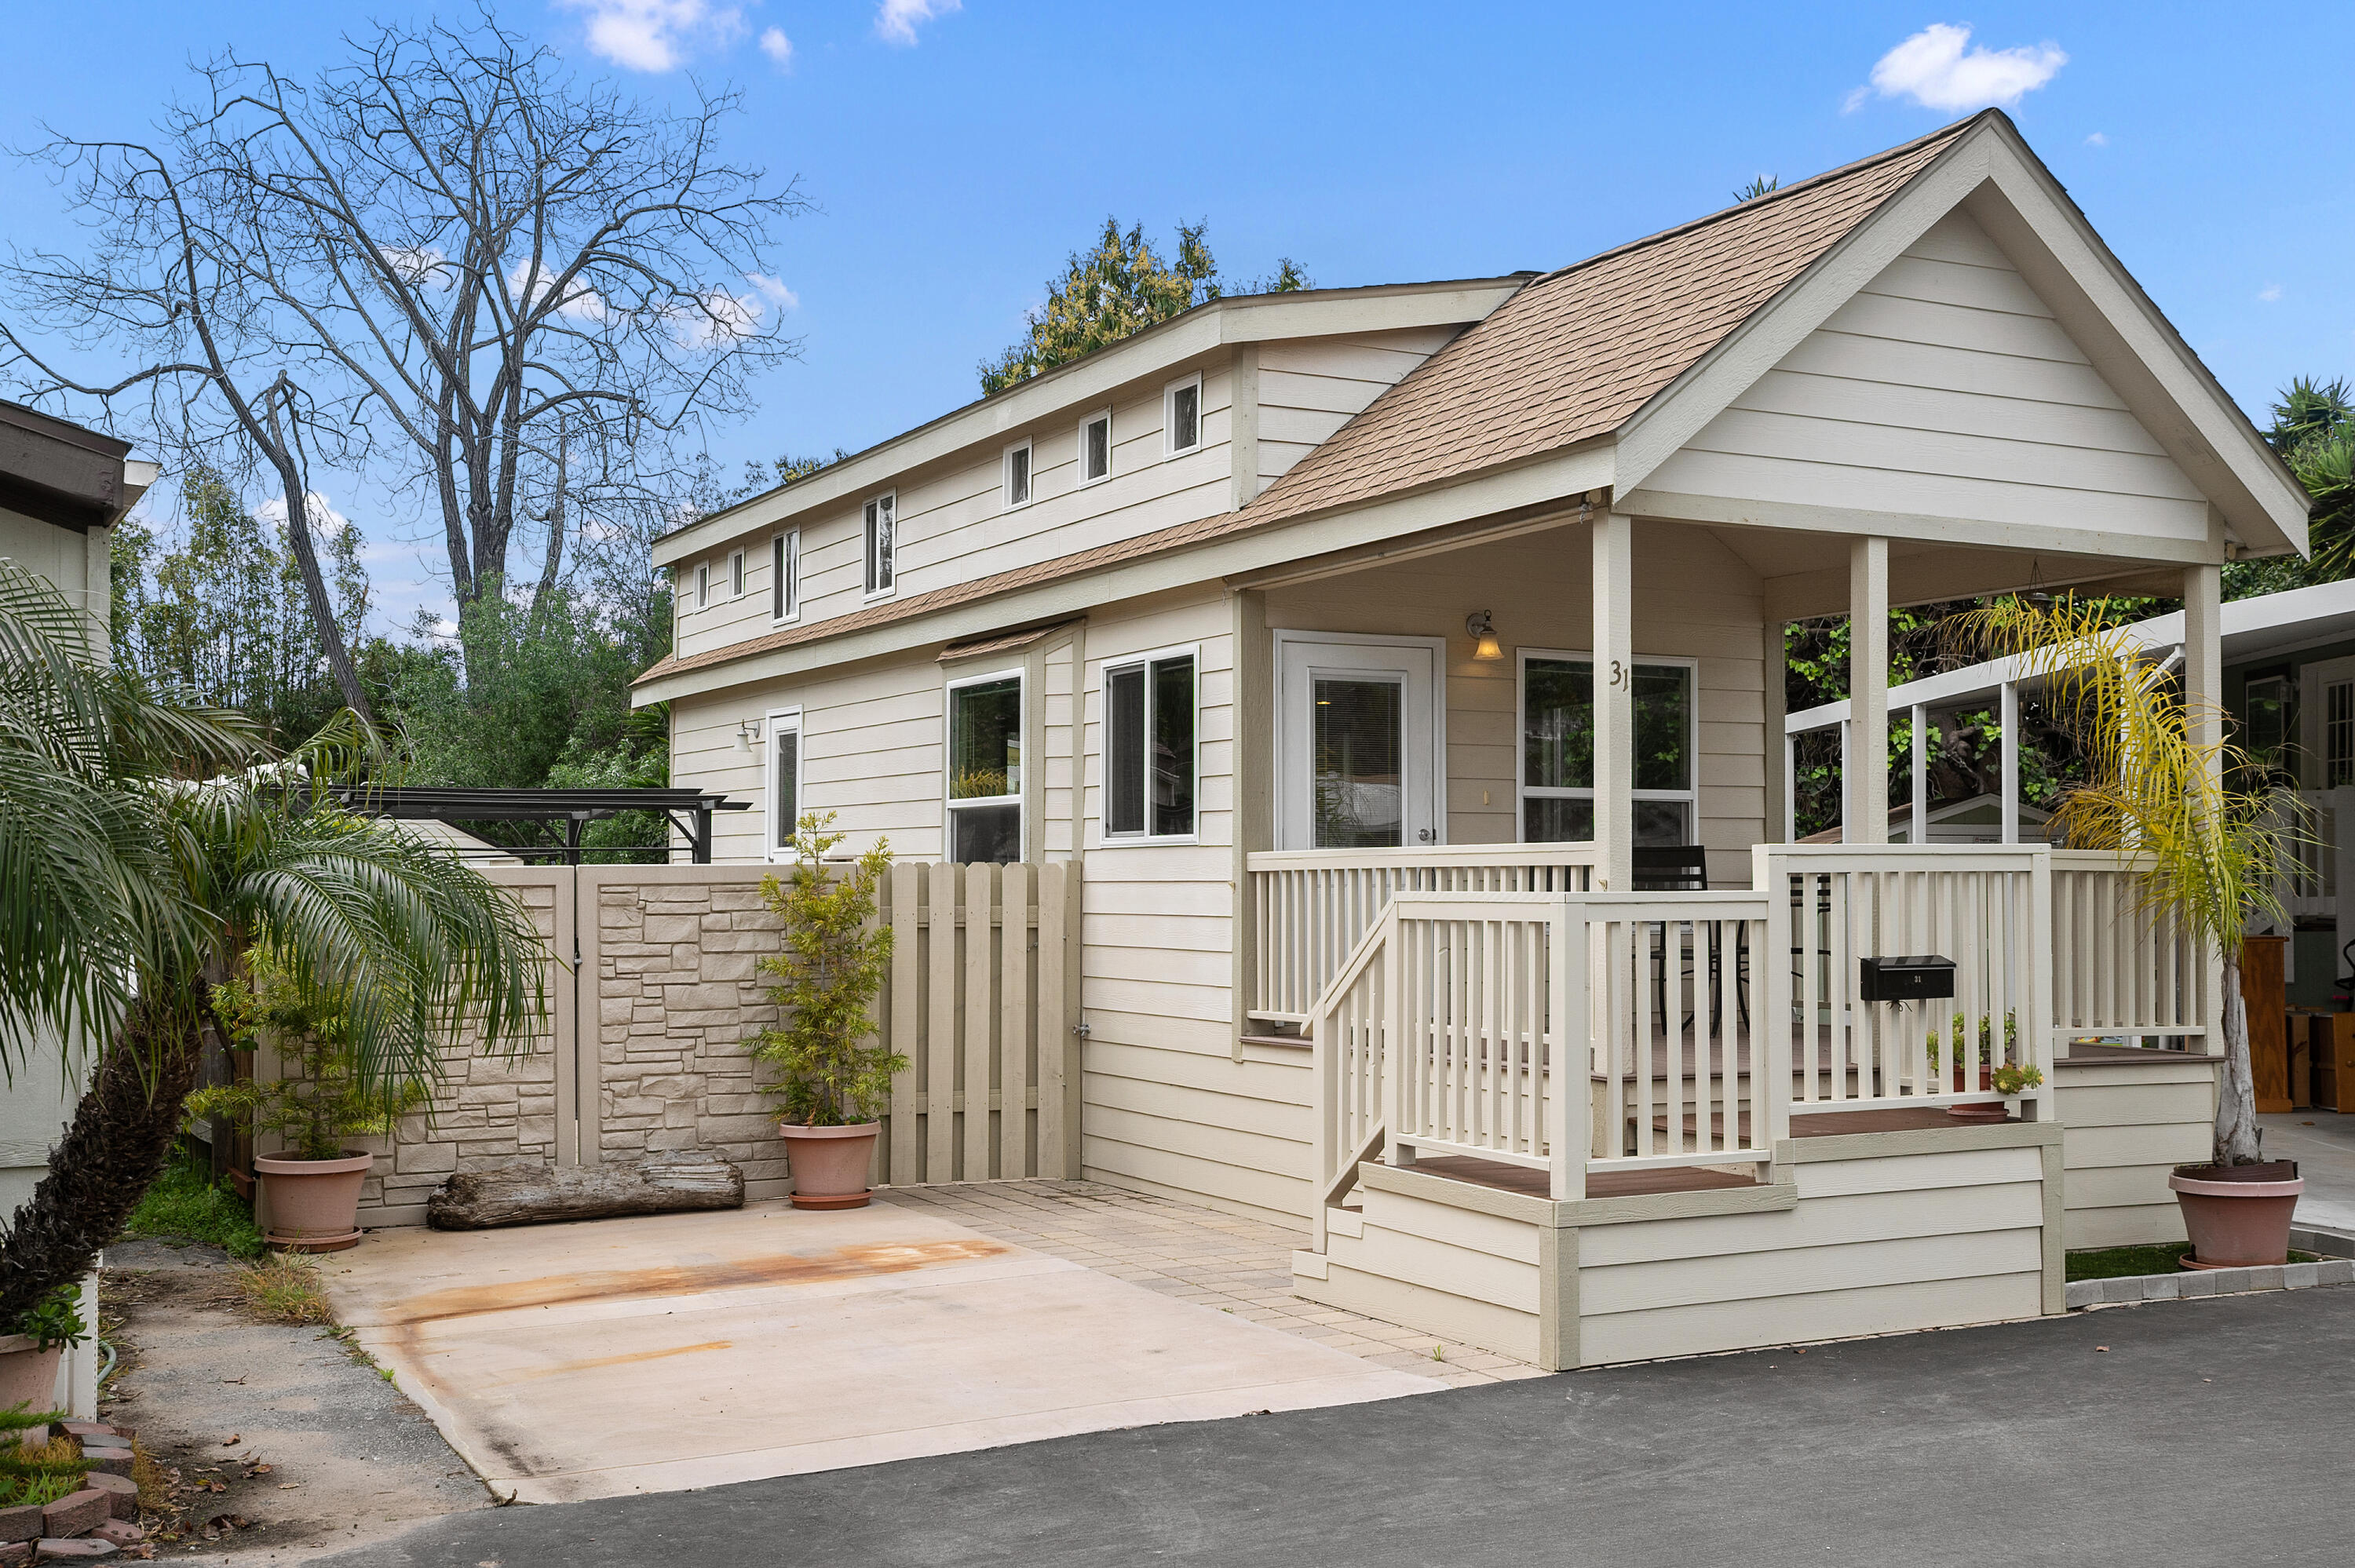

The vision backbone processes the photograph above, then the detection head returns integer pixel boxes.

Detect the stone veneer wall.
[588,869,787,1199]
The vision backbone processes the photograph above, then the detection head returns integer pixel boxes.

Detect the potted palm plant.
[1970,595,2302,1267]
[753,812,904,1210]
[188,945,429,1252]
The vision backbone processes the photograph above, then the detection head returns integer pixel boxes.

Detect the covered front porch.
[1229,507,2227,1366]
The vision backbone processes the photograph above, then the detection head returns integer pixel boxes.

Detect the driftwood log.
[425,1151,746,1230]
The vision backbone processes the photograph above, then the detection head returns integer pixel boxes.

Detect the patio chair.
[1638,848,1749,1032]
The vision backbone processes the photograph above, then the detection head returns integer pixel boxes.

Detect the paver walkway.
[880,1180,1548,1388]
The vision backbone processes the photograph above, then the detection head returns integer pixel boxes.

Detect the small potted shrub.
[752,812,904,1210]
[1927,1012,2026,1119]
[188,946,426,1252]
[0,1289,86,1412]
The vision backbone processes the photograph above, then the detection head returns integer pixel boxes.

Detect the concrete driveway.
[319,1198,1437,1503]
[2262,1107,2355,1234]
[308,1283,2355,1568]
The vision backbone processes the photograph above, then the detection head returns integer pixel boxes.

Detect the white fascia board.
[1610,130,1995,496]
[633,443,1612,706]
[648,279,1527,571]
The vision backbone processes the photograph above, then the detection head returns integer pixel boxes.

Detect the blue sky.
[3,3,2343,632]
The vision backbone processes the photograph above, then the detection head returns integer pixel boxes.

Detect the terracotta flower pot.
[1946,1066,2005,1120]
[0,1333,62,1412]
[2170,1160,2303,1268]
[254,1150,374,1253]
[780,1122,880,1210]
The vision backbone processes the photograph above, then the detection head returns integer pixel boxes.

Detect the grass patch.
[123,1147,266,1260]
[0,1470,81,1508]
[232,1253,330,1326]
[2066,1242,2320,1281]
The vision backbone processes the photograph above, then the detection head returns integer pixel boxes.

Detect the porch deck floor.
[1412,1106,2002,1202]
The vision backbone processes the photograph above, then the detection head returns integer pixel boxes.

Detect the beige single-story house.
[639,112,2308,1369]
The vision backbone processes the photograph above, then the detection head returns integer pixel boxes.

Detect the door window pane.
[1152,656,1196,837]
[950,676,1021,800]
[1106,665,1145,836]
[1313,676,1404,848]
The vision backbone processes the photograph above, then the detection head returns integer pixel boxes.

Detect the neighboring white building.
[0,399,156,1417]
[637,113,2310,1368]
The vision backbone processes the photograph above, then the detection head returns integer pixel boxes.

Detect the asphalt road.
[313,1286,2355,1568]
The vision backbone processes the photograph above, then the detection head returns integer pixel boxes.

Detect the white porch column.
[1593,509,1634,890]
[1849,537,1889,845]
[1999,680,2021,844]
[2183,563,2224,779]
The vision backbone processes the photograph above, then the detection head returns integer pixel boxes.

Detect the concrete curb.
[2290,1223,2355,1260]
[2064,1256,2355,1310]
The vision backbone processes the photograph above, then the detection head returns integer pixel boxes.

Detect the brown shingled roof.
[1238,116,1976,529]
[638,116,1981,692]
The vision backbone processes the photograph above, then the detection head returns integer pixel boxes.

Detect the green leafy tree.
[109,469,371,744]
[0,560,546,1329]
[750,812,902,1127]
[980,220,1308,395]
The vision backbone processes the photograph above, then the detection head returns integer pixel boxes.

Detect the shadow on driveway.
[310,1285,2354,1568]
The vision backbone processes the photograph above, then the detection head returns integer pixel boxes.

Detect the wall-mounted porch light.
[1466,610,1503,661]
[737,716,765,749]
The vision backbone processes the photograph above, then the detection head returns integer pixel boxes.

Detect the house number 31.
[1608,660,1627,688]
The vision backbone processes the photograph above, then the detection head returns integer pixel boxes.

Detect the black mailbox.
[1859,954,1955,1003]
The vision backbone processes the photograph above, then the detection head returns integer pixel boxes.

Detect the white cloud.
[507,260,608,323]
[876,0,960,46]
[759,26,793,67]
[2084,131,2108,147]
[674,286,764,349]
[378,245,452,289]
[1849,24,2066,114]
[256,492,351,538]
[2259,284,2284,303]
[746,272,798,311]
[555,0,747,72]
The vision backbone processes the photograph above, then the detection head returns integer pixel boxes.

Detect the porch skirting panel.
[1294,1121,2065,1372]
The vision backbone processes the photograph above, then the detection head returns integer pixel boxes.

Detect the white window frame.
[864,491,896,601]
[1001,438,1034,511]
[1101,640,1200,846]
[765,706,804,863]
[770,528,801,625]
[1163,374,1203,458]
[1077,408,1112,487]
[1515,647,1700,844]
[944,665,1024,861]
[694,560,710,611]
[727,548,746,600]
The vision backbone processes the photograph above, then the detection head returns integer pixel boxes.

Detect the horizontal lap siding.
[1265,523,1765,880]
[2054,1062,2215,1248]
[1307,1183,1546,1362]
[1075,593,1316,1224]
[1256,329,1459,487]
[1577,1145,2045,1365]
[1643,208,2208,545]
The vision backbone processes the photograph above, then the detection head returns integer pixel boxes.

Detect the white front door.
[1274,633,1443,851]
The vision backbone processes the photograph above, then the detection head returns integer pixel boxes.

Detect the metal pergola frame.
[330,787,750,865]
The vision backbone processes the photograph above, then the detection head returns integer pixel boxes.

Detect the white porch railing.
[1302,844,2218,1243]
[2050,849,2211,1047]
[1248,843,1598,1025]
[1761,844,2055,1118]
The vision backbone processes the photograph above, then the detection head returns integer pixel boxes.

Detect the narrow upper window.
[728,549,745,600]
[771,529,801,623]
[1002,439,1032,509]
[1079,410,1112,486]
[1105,648,1197,841]
[864,492,896,597]
[1164,375,1201,457]
[947,671,1022,863]
[694,561,710,610]
[768,709,803,860]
